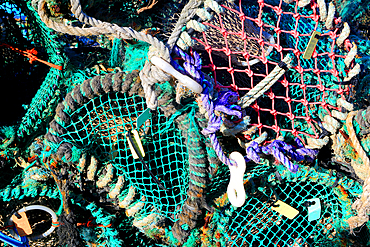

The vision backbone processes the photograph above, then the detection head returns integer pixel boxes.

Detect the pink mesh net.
[191,0,354,143]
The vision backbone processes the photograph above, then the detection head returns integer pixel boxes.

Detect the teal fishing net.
[1,0,370,246]
[55,90,189,219]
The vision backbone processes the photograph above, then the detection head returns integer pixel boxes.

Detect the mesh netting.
[0,2,49,126]
[228,180,342,246]
[199,162,366,247]
[191,0,354,141]
[55,90,189,219]
[2,0,370,246]
[0,0,64,136]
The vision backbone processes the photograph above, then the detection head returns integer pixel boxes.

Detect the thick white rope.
[298,0,311,8]
[306,136,329,149]
[344,63,361,82]
[318,0,327,21]
[322,115,340,134]
[331,110,348,120]
[336,22,350,47]
[337,98,354,111]
[237,55,293,108]
[344,43,357,68]
[325,2,335,30]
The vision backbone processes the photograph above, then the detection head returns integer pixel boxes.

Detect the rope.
[306,136,329,149]
[344,63,361,82]
[337,98,354,112]
[325,2,335,30]
[336,22,350,47]
[108,176,125,199]
[237,55,293,108]
[172,111,213,244]
[38,0,169,59]
[344,43,357,68]
[322,115,340,134]
[169,0,224,51]
[332,110,348,121]
[167,0,203,50]
[46,71,139,162]
[298,0,311,8]
[0,43,63,70]
[37,0,174,109]
[346,111,370,232]
[356,106,370,135]
[317,0,327,21]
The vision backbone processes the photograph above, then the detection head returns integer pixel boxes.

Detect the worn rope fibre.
[346,111,370,232]
[45,71,150,235]
[37,0,173,110]
[171,110,220,244]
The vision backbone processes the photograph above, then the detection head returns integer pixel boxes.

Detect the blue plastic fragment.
[307,198,321,221]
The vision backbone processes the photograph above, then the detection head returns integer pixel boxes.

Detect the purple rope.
[201,84,235,166]
[172,46,239,166]
[245,141,260,163]
[271,146,299,173]
[244,139,317,173]
[173,46,318,171]
[273,140,305,161]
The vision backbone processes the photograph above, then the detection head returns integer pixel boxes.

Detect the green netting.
[191,162,365,247]
[0,0,65,136]
[2,0,370,246]
[228,181,344,246]
[55,91,189,219]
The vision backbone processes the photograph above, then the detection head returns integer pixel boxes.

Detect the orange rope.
[137,0,158,13]
[52,218,111,228]
[0,224,14,231]
[0,43,63,70]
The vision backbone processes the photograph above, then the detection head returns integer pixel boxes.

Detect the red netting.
[192,0,354,143]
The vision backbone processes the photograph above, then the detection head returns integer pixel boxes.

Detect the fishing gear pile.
[1,0,370,246]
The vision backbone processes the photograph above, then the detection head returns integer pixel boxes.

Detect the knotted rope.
[37,0,173,109]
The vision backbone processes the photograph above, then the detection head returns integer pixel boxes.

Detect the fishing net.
[0,0,64,136]
[50,82,189,220]
[196,162,366,247]
[1,0,370,246]
[174,0,359,144]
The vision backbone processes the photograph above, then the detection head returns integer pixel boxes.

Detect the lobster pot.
[47,71,190,222]
[176,0,358,142]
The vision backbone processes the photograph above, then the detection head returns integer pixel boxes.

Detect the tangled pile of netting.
[1,0,370,246]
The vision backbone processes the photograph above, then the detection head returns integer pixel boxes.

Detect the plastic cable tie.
[271,200,299,219]
[303,31,321,59]
[137,108,151,128]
